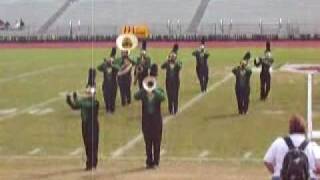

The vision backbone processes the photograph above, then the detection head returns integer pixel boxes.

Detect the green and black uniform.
[66,94,99,170]
[133,56,151,89]
[232,66,252,114]
[254,55,274,100]
[161,60,182,114]
[192,50,210,92]
[115,57,133,106]
[134,88,165,168]
[97,61,120,113]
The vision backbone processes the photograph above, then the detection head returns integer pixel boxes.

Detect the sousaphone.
[116,34,138,53]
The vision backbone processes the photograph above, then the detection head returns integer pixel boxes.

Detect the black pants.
[142,114,163,167]
[82,121,99,169]
[196,66,209,92]
[102,82,117,113]
[166,80,180,114]
[235,87,250,114]
[118,76,131,106]
[260,73,271,100]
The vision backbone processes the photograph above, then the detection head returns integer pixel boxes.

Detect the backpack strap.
[298,140,309,151]
[283,136,295,150]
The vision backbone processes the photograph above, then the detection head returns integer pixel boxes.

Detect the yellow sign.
[121,25,150,38]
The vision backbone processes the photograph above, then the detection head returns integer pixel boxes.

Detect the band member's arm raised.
[232,67,238,75]
[66,93,80,110]
[254,58,261,67]
[176,61,182,71]
[192,50,198,57]
[205,52,210,58]
[97,61,107,72]
[246,68,252,77]
[161,61,168,69]
[154,88,165,102]
[134,89,144,100]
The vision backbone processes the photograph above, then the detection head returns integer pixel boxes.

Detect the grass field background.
[0,47,319,179]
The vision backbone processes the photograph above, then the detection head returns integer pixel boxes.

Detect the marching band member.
[66,87,100,171]
[161,44,182,115]
[133,40,152,89]
[116,50,133,106]
[232,59,252,115]
[97,47,119,113]
[254,41,274,101]
[134,64,165,169]
[192,37,210,92]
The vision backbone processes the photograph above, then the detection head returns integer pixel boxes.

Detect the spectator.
[264,114,320,180]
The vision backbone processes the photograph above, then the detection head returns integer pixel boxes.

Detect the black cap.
[172,43,179,54]
[266,41,271,52]
[243,51,251,60]
[110,47,116,57]
[86,68,96,88]
[142,40,147,51]
[150,63,158,77]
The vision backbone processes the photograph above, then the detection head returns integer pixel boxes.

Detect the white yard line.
[0,65,72,84]
[36,108,55,116]
[160,149,167,156]
[27,148,41,155]
[0,108,17,116]
[69,147,83,156]
[110,73,233,159]
[198,150,210,158]
[243,152,253,159]
[0,96,63,122]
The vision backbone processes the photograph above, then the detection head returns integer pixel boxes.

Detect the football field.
[0,44,320,179]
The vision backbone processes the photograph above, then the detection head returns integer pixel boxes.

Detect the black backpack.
[280,136,309,180]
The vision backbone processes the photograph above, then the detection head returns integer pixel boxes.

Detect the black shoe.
[146,164,154,169]
[85,166,92,171]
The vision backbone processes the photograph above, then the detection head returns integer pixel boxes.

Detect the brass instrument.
[116,34,138,54]
[143,76,157,93]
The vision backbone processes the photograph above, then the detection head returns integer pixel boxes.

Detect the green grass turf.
[0,47,319,162]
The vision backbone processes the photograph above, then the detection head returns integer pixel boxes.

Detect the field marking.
[198,150,210,158]
[0,155,262,163]
[160,149,167,156]
[27,148,41,155]
[0,65,73,84]
[36,108,55,116]
[0,108,17,116]
[69,147,83,156]
[0,96,63,122]
[110,73,233,159]
[243,152,253,159]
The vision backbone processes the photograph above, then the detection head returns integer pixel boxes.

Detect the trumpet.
[143,76,157,93]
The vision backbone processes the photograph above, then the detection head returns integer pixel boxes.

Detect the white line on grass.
[27,148,41,155]
[243,152,252,159]
[0,108,17,116]
[69,147,83,156]
[36,108,55,116]
[0,96,63,122]
[0,65,73,84]
[160,149,167,156]
[198,150,210,158]
[110,73,233,159]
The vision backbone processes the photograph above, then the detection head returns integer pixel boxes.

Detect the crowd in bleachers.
[0,18,25,30]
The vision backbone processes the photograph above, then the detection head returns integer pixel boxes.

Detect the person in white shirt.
[264,114,320,180]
